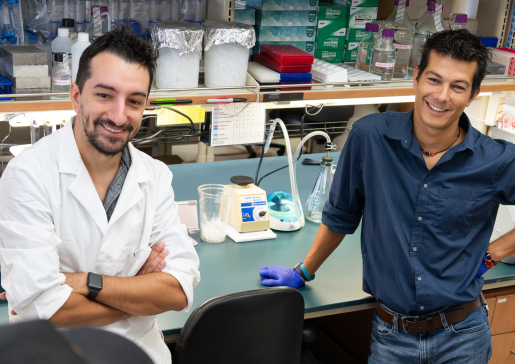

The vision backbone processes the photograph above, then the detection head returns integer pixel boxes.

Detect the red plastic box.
[253,53,312,73]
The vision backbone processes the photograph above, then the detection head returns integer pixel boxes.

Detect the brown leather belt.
[376,296,482,333]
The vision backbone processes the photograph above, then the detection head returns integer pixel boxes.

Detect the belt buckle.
[401,315,419,333]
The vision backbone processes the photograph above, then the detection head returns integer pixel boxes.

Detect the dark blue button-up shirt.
[322,110,515,316]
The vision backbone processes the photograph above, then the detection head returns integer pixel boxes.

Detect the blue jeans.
[368,303,492,364]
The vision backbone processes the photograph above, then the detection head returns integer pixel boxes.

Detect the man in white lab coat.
[0,27,200,364]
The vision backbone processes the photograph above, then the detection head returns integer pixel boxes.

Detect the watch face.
[88,274,102,290]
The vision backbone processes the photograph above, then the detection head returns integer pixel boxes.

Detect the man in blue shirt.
[260,30,515,362]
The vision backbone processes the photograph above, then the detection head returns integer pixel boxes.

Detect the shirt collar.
[384,109,479,155]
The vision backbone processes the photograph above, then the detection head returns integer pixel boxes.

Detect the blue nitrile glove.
[475,259,490,278]
[259,266,305,288]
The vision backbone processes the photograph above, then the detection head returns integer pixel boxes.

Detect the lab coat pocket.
[123,245,152,277]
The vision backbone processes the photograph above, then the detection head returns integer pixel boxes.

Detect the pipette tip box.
[260,44,315,65]
[254,52,313,73]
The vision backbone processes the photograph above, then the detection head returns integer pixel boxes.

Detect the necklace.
[421,127,461,157]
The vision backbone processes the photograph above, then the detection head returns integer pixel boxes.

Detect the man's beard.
[81,109,138,156]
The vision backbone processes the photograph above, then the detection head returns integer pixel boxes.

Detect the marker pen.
[206,98,247,103]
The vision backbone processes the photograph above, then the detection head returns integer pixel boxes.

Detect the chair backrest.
[174,287,305,364]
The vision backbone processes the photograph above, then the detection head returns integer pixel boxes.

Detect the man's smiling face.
[73,51,149,156]
[413,51,480,131]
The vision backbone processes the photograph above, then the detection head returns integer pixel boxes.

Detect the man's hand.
[137,243,169,276]
[63,273,89,296]
[259,266,305,288]
[0,292,16,315]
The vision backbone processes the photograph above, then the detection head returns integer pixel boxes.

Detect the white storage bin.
[203,21,256,88]
[152,21,203,89]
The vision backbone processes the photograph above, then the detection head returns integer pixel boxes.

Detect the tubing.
[264,119,331,228]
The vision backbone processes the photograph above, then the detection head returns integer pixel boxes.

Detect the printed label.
[308,11,316,22]
[309,0,317,6]
[52,79,72,85]
[375,61,395,67]
[306,43,314,52]
[306,27,315,37]
[394,44,413,49]
[498,298,507,303]
[318,20,331,28]
[241,195,267,222]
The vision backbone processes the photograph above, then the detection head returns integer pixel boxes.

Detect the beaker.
[198,184,233,244]
[305,156,333,223]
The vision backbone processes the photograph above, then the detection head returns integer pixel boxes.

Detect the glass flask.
[305,156,333,223]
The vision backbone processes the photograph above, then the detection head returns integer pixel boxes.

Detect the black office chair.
[173,287,305,364]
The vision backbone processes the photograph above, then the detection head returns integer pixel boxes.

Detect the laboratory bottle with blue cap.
[305,156,333,223]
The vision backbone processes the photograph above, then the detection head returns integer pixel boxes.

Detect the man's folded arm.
[49,292,130,328]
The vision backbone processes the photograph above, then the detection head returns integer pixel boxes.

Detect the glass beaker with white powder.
[198,184,233,243]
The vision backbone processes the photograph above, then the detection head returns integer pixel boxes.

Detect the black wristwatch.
[86,272,103,300]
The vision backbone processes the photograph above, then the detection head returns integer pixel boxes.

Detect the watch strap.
[485,250,498,268]
[294,262,315,282]
[86,273,102,300]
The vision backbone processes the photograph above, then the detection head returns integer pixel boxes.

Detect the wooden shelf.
[1,78,514,113]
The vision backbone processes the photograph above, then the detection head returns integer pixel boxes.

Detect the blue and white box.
[255,26,316,41]
[247,0,318,11]
[256,10,318,26]
[254,41,315,54]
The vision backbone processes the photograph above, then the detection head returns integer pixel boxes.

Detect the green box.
[350,0,378,6]
[254,41,315,54]
[347,28,367,42]
[343,42,359,62]
[317,3,348,50]
[317,35,346,50]
[255,10,318,26]
[315,49,343,63]
[348,7,377,28]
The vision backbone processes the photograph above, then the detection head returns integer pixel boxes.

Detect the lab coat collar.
[59,116,151,234]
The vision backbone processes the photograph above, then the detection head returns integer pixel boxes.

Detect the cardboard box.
[317,3,348,50]
[332,0,378,5]
[256,10,318,26]
[343,42,359,62]
[347,28,367,42]
[315,49,343,63]
[348,7,377,28]
[234,6,256,25]
[247,0,318,11]
[254,41,315,54]
[255,26,316,41]
[491,48,515,76]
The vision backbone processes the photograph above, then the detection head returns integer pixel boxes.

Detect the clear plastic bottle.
[450,13,467,30]
[148,0,160,27]
[2,4,14,39]
[51,27,73,68]
[159,0,170,21]
[356,23,379,72]
[52,52,71,93]
[370,28,396,81]
[170,0,180,20]
[415,0,436,28]
[74,0,85,32]
[305,156,333,223]
[71,32,90,82]
[408,3,448,78]
[6,0,20,43]
[381,0,414,78]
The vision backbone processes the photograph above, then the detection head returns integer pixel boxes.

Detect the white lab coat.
[0,118,200,364]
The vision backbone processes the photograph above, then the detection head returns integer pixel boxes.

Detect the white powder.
[200,218,228,243]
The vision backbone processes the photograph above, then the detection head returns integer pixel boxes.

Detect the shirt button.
[418,217,423,221]
[424,184,428,188]
[413,247,417,252]
[420,306,424,310]
[417,276,422,281]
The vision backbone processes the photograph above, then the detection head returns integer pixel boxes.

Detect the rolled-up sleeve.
[0,161,72,321]
[149,164,200,312]
[322,124,365,234]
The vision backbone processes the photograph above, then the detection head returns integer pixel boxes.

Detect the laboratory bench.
[2,153,515,362]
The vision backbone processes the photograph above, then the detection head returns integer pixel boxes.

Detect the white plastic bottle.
[71,32,90,83]
[52,27,73,69]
